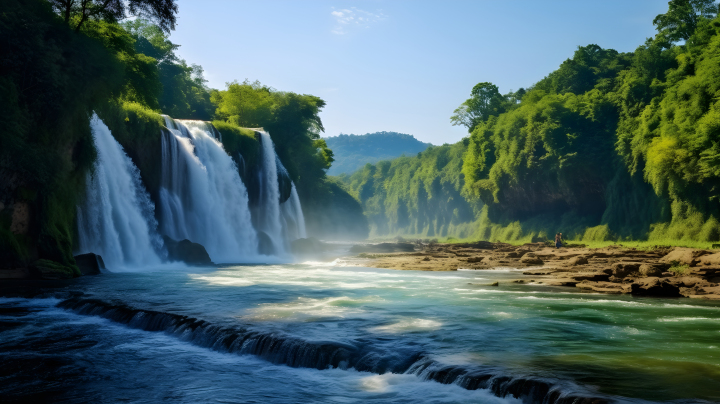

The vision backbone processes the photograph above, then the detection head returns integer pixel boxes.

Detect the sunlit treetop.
[48,0,178,33]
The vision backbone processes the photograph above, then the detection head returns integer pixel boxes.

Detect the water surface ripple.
[1,263,719,403]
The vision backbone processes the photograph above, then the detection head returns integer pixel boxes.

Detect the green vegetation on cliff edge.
[340,0,720,245]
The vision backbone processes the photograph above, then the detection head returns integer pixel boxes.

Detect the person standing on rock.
[555,233,563,249]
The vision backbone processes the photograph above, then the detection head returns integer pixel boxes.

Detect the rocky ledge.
[356,242,720,300]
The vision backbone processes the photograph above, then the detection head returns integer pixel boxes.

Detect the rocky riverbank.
[350,241,720,300]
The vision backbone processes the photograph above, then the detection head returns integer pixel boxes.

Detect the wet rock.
[163,235,213,265]
[523,269,558,275]
[571,272,610,282]
[659,247,711,267]
[611,262,641,277]
[504,250,528,259]
[699,252,720,266]
[567,256,588,266]
[490,282,499,286]
[542,278,579,287]
[520,254,544,265]
[577,281,631,294]
[630,278,681,297]
[638,263,668,277]
[74,253,106,275]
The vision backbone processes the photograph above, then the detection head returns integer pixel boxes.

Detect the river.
[1,261,719,403]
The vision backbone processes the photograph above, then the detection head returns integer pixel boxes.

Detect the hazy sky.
[170,1,669,145]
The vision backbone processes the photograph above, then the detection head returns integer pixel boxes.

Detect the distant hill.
[324,132,432,175]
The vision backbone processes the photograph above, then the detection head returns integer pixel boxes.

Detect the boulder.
[520,254,544,265]
[74,253,106,275]
[638,263,666,277]
[699,252,720,266]
[505,250,528,259]
[291,237,327,256]
[567,256,589,266]
[630,278,681,297]
[163,235,213,265]
[611,261,641,277]
[659,247,710,267]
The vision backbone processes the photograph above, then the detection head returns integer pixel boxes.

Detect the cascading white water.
[159,117,258,263]
[280,183,307,242]
[76,114,163,268]
[255,132,285,255]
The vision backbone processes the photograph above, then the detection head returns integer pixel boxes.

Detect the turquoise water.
[1,262,719,403]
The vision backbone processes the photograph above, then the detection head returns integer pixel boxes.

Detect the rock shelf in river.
[355,243,720,300]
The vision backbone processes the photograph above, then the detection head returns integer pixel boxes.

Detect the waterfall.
[280,179,307,243]
[76,114,163,268]
[159,117,258,263]
[255,132,285,255]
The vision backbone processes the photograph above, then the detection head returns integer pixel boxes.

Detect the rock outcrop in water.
[73,253,106,276]
[352,242,720,300]
[162,236,212,266]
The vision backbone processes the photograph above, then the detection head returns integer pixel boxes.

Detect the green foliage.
[353,2,720,245]
[212,80,331,198]
[456,7,720,244]
[0,0,122,271]
[213,120,260,177]
[669,260,690,274]
[49,0,178,33]
[324,132,431,175]
[303,177,369,240]
[339,142,478,238]
[653,0,719,42]
[123,19,214,120]
[451,82,509,131]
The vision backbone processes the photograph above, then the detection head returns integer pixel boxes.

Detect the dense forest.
[0,0,365,276]
[340,0,720,243]
[325,132,431,175]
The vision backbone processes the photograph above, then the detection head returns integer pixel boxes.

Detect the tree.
[123,19,214,119]
[450,82,506,132]
[653,0,719,42]
[48,0,178,33]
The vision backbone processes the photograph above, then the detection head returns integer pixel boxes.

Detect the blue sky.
[170,1,670,145]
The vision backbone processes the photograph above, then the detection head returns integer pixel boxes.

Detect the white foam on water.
[453,288,542,294]
[188,274,255,287]
[657,317,720,322]
[242,296,377,321]
[369,317,443,334]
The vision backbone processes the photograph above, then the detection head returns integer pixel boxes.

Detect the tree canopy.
[49,0,178,32]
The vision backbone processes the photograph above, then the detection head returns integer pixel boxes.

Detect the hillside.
[324,132,431,175]
[340,3,720,245]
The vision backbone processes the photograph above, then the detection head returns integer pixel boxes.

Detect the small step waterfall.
[159,117,258,263]
[76,114,163,268]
